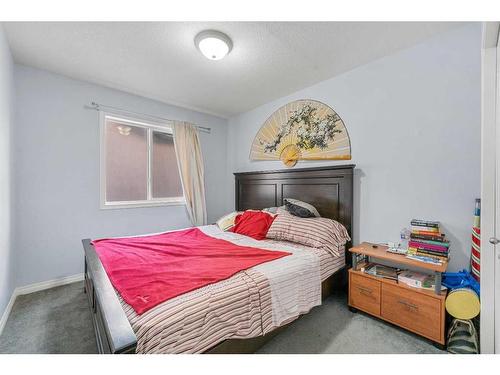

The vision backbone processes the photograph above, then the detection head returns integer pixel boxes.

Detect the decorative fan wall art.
[250,100,351,167]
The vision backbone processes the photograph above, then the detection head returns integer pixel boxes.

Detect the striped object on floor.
[447,319,479,354]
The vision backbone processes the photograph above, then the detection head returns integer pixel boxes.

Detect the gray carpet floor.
[0,281,444,354]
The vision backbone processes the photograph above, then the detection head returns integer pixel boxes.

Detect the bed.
[82,165,355,354]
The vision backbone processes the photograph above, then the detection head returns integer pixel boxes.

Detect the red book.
[408,240,448,253]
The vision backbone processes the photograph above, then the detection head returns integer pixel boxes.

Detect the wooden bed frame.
[82,164,355,354]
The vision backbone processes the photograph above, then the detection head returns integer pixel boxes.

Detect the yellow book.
[411,225,439,231]
[407,248,448,260]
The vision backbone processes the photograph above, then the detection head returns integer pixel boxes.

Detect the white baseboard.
[0,291,17,338]
[0,273,84,336]
[15,273,84,296]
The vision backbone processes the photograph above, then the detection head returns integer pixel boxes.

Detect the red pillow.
[229,210,276,240]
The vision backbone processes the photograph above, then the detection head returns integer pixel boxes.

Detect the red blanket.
[92,228,290,314]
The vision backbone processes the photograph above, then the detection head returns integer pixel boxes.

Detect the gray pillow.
[283,198,321,218]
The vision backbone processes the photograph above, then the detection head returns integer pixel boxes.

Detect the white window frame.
[99,111,185,209]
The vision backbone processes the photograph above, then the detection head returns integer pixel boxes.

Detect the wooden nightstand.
[348,242,448,347]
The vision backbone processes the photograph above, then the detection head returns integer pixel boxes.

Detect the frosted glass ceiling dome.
[194,30,233,61]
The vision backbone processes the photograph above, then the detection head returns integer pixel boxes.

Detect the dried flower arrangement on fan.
[260,104,343,153]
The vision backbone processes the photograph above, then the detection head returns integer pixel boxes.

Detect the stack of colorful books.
[407,219,449,263]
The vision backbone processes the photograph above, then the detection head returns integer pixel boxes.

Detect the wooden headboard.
[234,165,355,263]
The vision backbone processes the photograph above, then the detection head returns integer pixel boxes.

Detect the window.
[100,113,184,208]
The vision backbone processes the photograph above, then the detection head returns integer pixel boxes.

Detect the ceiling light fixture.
[194,30,233,61]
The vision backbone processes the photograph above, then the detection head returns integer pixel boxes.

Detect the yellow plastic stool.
[445,288,480,319]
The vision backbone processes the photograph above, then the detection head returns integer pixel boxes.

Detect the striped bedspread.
[118,225,345,353]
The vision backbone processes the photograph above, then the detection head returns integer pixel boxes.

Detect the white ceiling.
[4,22,466,118]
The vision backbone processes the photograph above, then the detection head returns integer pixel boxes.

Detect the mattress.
[117,225,345,353]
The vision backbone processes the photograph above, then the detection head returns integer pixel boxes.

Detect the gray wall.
[13,65,228,286]
[0,26,14,317]
[227,24,481,272]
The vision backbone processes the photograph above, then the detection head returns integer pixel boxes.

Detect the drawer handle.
[357,286,373,295]
[397,299,419,311]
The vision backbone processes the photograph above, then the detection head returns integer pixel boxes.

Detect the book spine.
[411,229,442,236]
[408,248,448,259]
[410,220,440,228]
[415,248,449,257]
[408,240,449,252]
[411,225,440,233]
[416,252,448,260]
[409,238,449,247]
[408,249,449,259]
[410,233,446,242]
[406,254,444,264]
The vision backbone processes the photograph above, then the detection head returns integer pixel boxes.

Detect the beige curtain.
[173,121,207,226]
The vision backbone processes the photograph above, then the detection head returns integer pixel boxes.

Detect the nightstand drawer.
[349,272,381,316]
[381,284,442,341]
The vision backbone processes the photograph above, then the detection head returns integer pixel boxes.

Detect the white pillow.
[215,211,241,231]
